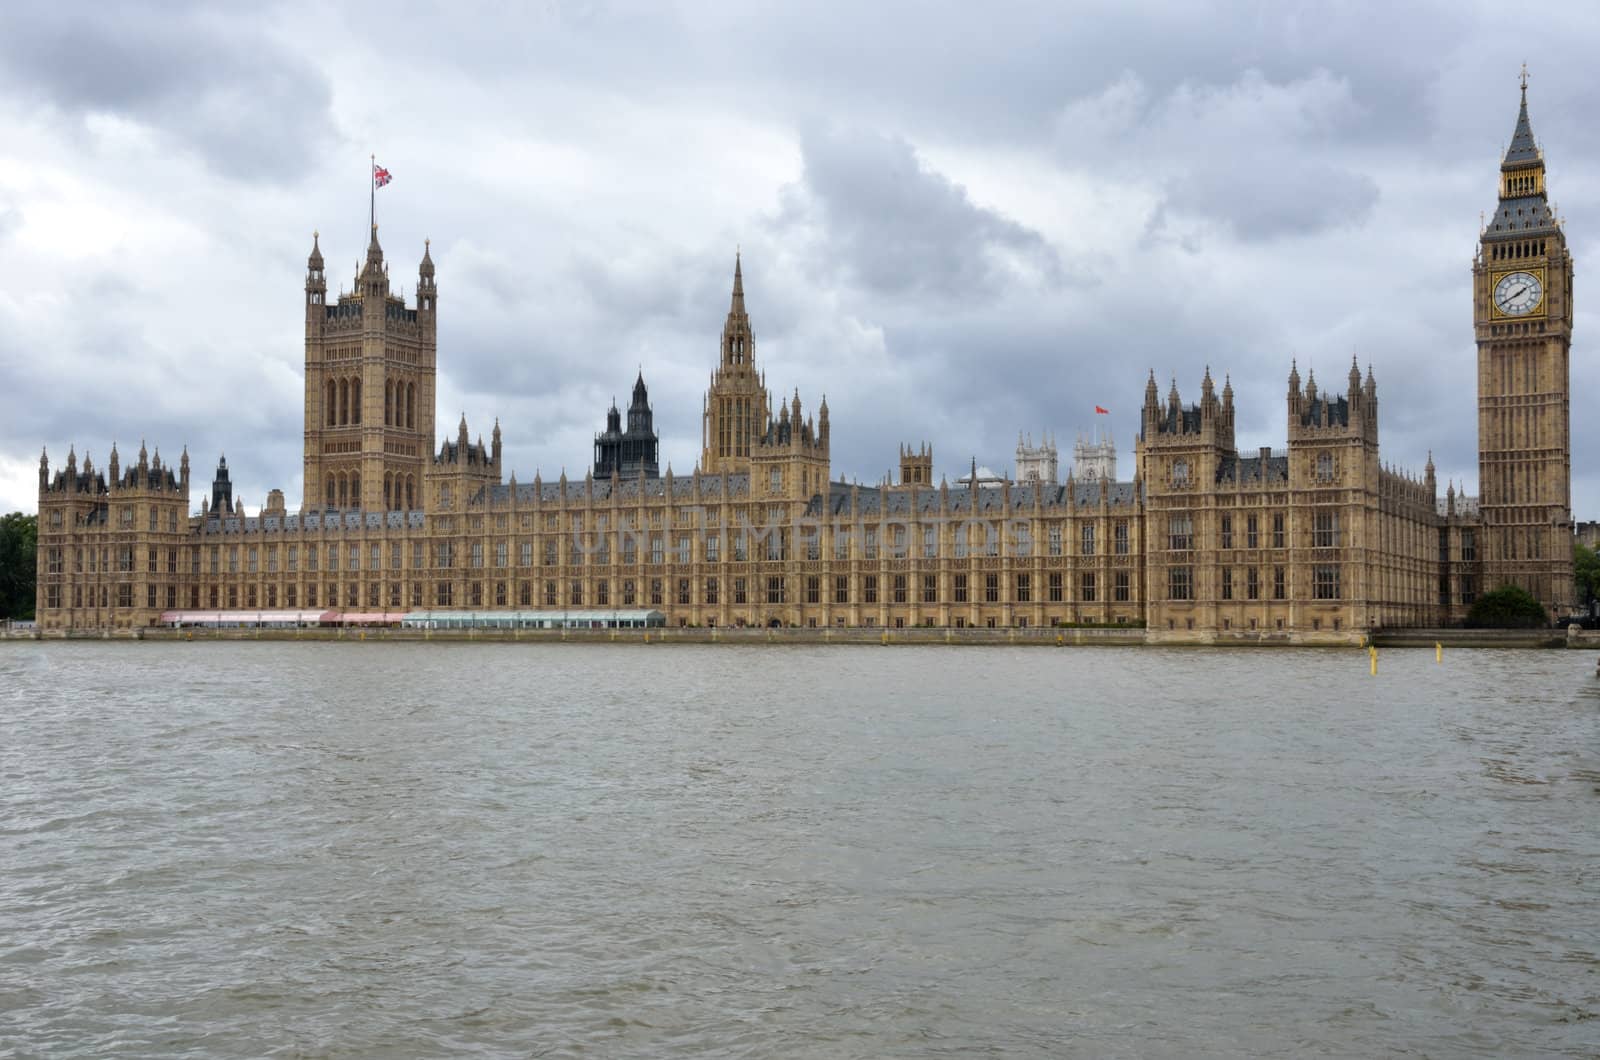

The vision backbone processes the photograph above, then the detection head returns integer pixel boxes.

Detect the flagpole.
[369,153,375,233]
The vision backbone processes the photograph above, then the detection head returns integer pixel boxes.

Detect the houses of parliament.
[32,84,1577,641]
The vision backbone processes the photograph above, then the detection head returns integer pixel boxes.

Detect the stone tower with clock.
[1473,75,1574,617]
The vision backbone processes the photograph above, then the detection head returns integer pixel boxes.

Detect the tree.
[1575,541,1600,611]
[0,512,38,621]
[1465,584,1548,629]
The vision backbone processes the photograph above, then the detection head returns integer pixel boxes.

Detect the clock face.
[1494,271,1543,316]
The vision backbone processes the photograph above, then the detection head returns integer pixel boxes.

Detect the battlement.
[755,390,827,454]
[1286,359,1377,442]
[39,443,187,498]
[1141,368,1235,450]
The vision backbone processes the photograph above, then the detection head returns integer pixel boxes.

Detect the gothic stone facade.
[34,88,1572,641]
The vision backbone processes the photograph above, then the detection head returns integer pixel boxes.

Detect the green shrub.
[1465,585,1548,629]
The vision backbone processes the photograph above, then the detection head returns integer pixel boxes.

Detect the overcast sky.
[3,1,1599,517]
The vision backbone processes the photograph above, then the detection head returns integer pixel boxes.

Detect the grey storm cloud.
[1058,68,1382,240]
[778,126,1060,300]
[0,1,335,181]
[3,1,1600,519]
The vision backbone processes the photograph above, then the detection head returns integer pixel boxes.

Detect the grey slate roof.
[1505,95,1539,165]
[1485,94,1557,239]
[1215,454,1289,486]
[482,472,749,506]
[1300,395,1350,427]
[1156,404,1203,435]
[806,479,1136,518]
[203,510,426,535]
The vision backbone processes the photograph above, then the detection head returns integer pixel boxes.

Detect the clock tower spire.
[1473,69,1574,618]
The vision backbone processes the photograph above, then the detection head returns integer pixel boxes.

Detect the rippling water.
[2,643,1598,1058]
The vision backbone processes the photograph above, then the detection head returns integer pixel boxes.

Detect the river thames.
[1,643,1596,1057]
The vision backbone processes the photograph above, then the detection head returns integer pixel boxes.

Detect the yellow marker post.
[1369,645,1378,676]
[1435,642,1442,663]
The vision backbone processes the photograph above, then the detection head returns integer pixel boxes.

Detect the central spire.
[1487,71,1556,236]
[1503,66,1540,170]
[719,250,755,372]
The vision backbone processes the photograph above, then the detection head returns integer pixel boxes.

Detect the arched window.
[350,472,360,508]
[339,379,349,426]
[351,378,361,424]
[384,473,393,511]
[337,473,347,508]
[406,383,416,429]
[405,475,415,510]
[326,474,336,509]
[326,380,336,426]
[385,381,394,426]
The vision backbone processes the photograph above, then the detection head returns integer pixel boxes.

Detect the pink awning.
[329,611,406,625]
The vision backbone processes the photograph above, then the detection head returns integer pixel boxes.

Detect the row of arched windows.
[385,473,417,512]
[1490,239,1548,261]
[325,377,363,427]
[323,471,417,511]
[325,471,362,510]
[386,380,417,428]
[325,376,420,429]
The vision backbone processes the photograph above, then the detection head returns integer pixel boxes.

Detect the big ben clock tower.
[1474,70,1575,618]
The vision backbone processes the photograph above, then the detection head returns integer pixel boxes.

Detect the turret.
[722,251,752,370]
[628,372,653,434]
[702,251,773,474]
[211,454,232,514]
[899,442,933,486]
[360,224,388,298]
[38,448,48,491]
[492,419,502,471]
[179,446,190,491]
[306,231,326,312]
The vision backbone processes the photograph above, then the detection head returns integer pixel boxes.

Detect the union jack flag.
[373,165,392,188]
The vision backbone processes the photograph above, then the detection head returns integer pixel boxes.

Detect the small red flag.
[373,165,392,187]
[1094,405,1109,414]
